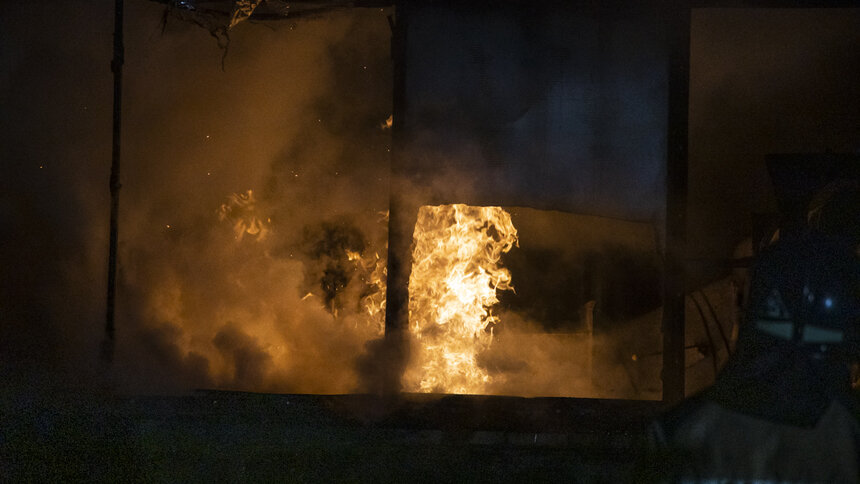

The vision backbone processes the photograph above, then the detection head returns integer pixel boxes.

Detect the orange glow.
[218,190,268,241]
[403,204,518,394]
[140,191,387,394]
[346,245,387,333]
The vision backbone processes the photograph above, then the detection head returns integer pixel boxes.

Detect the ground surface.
[1,389,663,482]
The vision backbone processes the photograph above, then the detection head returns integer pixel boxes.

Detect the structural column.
[662,3,690,403]
[103,0,124,364]
[381,1,414,393]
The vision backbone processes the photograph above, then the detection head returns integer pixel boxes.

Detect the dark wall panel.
[402,3,670,223]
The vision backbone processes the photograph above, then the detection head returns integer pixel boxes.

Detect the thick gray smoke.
[1,0,392,395]
[110,3,394,395]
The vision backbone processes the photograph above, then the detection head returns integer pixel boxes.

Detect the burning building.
[88,0,857,403]
[384,0,688,400]
[59,0,696,402]
[2,0,858,480]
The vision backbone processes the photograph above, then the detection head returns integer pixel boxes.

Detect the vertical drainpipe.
[662,3,690,404]
[103,0,124,364]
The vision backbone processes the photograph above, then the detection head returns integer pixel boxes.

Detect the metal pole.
[379,0,413,394]
[662,3,690,403]
[103,0,124,364]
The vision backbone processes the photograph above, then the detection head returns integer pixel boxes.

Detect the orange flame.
[403,204,518,394]
[347,246,387,333]
[218,190,268,241]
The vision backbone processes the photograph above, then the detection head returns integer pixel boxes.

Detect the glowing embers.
[404,204,518,394]
[219,190,268,241]
[346,246,387,333]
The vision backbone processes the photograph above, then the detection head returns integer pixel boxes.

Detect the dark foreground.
[1,389,663,482]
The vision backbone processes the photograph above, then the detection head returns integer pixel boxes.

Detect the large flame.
[403,204,518,394]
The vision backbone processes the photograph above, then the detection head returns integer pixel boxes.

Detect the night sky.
[1,1,858,395]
